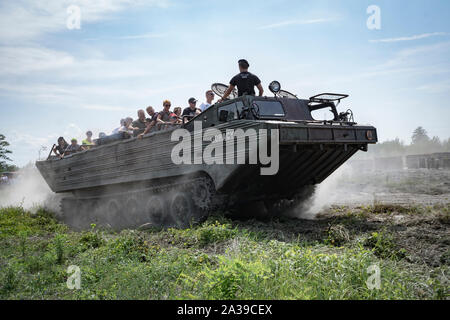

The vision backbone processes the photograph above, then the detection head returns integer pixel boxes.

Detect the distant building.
[348,152,450,172]
[406,152,450,170]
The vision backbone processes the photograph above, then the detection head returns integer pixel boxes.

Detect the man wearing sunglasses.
[156,100,173,130]
[199,90,215,112]
[182,97,201,122]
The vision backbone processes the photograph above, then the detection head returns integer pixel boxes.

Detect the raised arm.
[138,120,155,139]
[219,84,235,102]
[156,113,166,123]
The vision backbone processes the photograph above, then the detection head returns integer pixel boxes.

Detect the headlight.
[269,81,281,94]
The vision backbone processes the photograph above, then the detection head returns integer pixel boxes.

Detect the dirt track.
[231,168,450,269]
[316,168,450,207]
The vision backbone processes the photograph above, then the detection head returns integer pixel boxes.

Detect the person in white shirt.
[1,174,8,184]
[112,119,125,134]
[119,117,134,135]
[199,90,215,112]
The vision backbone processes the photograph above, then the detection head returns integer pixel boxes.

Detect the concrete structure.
[406,153,450,170]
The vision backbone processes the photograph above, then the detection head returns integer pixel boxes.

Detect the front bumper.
[278,124,378,145]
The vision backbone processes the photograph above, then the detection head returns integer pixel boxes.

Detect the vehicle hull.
[36,120,376,203]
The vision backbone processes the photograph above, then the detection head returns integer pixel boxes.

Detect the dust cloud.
[0,165,61,213]
[292,160,450,220]
[301,164,367,219]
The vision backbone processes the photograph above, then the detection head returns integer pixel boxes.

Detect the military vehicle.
[36,81,377,229]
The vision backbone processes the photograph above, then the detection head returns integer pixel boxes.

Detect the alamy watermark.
[170,121,280,176]
[366,264,381,290]
[67,265,81,290]
[67,5,81,30]
[367,5,381,30]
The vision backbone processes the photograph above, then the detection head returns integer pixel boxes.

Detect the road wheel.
[77,200,94,230]
[105,198,128,229]
[88,199,101,226]
[192,177,214,211]
[145,195,166,227]
[125,196,140,227]
[60,198,77,228]
[169,192,194,229]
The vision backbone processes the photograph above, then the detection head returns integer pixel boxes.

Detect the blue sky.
[1,0,449,166]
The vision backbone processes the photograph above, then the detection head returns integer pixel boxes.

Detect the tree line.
[364,126,450,158]
[0,134,18,173]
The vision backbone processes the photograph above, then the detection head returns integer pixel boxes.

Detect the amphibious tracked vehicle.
[36,82,377,229]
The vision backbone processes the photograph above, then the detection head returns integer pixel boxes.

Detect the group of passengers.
[119,91,215,138]
[52,58,262,159]
[52,91,216,159]
[53,132,94,158]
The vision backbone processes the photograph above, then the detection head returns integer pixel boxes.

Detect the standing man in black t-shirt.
[220,59,264,101]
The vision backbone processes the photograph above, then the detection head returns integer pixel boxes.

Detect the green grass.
[0,206,448,300]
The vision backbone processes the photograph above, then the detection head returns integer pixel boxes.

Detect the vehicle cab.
[184,91,357,131]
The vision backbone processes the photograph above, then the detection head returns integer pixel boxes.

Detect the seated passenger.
[112,119,125,134]
[82,131,95,148]
[112,118,133,136]
[199,90,215,112]
[65,138,83,155]
[131,110,147,137]
[137,107,160,139]
[156,100,173,130]
[119,117,134,135]
[170,107,182,124]
[0,174,8,185]
[145,106,158,131]
[182,98,201,122]
[53,137,68,158]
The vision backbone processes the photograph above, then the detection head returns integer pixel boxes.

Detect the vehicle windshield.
[252,100,285,118]
[217,101,245,121]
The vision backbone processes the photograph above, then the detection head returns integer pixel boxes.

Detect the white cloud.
[289,41,450,93]
[7,132,55,150]
[0,0,170,43]
[64,123,83,138]
[0,60,196,95]
[0,46,74,74]
[369,32,449,43]
[379,41,450,71]
[85,32,167,41]
[6,124,85,156]
[416,82,450,94]
[0,83,75,98]
[81,104,129,111]
[257,18,335,30]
